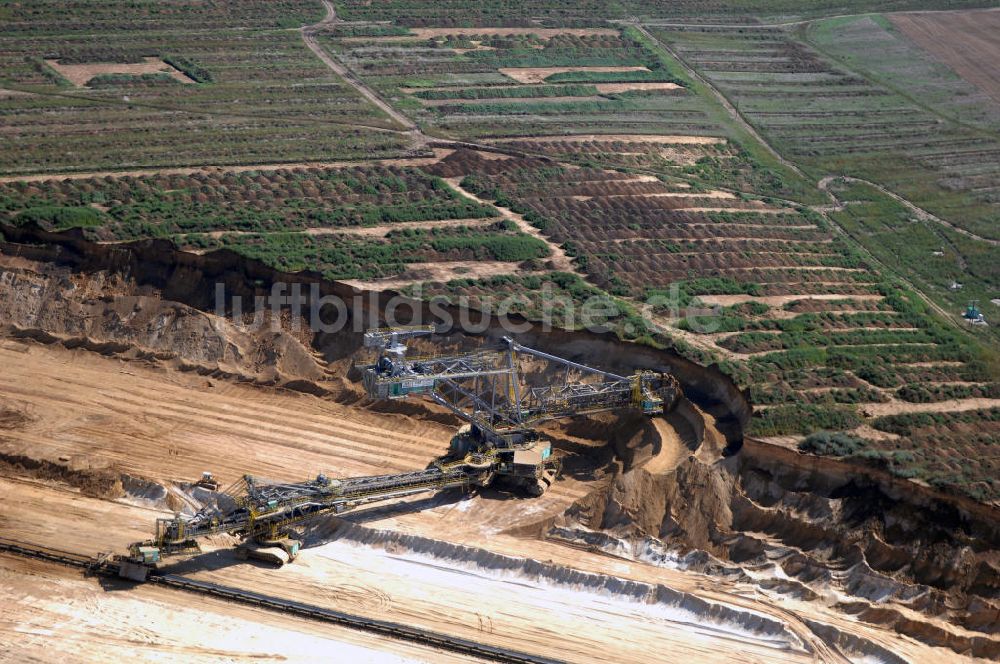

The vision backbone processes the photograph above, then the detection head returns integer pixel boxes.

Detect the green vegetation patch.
[162,55,213,84]
[13,205,105,230]
[750,404,862,437]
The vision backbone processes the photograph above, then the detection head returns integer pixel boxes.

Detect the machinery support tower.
[360,327,681,495]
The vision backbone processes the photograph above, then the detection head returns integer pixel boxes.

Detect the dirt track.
[303,0,419,133]
[445,177,579,274]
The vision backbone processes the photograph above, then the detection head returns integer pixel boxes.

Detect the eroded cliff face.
[0,255,325,386]
[556,406,1000,659]
[2,225,998,659]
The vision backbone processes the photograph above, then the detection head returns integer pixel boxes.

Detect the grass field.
[332,0,997,24]
[808,14,1000,133]
[655,24,1000,241]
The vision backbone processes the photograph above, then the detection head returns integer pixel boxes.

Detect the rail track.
[0,537,563,664]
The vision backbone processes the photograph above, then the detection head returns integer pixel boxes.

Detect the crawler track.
[0,538,562,664]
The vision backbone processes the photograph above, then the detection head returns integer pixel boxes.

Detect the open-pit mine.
[2,2,999,660]
[1,227,997,663]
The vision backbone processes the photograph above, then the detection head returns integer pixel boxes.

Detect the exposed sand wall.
[0,223,752,440]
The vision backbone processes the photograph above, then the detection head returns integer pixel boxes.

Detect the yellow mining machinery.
[119,327,680,579]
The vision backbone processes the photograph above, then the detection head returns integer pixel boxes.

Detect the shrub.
[750,405,862,437]
[799,431,869,456]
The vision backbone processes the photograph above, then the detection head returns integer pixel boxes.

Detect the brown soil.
[45,57,194,87]
[348,28,619,41]
[0,88,35,98]
[637,190,736,199]
[0,551,473,663]
[594,82,682,94]
[0,256,323,386]
[862,396,1000,417]
[3,334,990,661]
[696,293,885,307]
[340,260,537,290]
[891,9,1000,105]
[305,217,497,238]
[679,206,785,214]
[489,133,725,145]
[499,66,651,84]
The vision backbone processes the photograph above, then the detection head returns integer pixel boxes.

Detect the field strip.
[725,341,936,359]
[708,265,869,272]
[418,96,603,106]
[603,237,830,244]
[341,261,543,291]
[402,82,681,95]
[304,218,499,237]
[0,153,453,184]
[695,294,884,306]
[576,190,737,199]
[627,7,1000,30]
[676,206,786,213]
[594,82,682,93]
[181,218,499,241]
[489,134,724,145]
[631,24,806,178]
[45,57,194,87]
[684,222,820,230]
[341,27,619,42]
[0,82,407,141]
[863,397,1000,417]
[0,88,36,98]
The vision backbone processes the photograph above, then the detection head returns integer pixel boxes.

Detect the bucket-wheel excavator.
[119,327,680,579]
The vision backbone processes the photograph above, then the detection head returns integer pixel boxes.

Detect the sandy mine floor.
[0,553,470,663]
